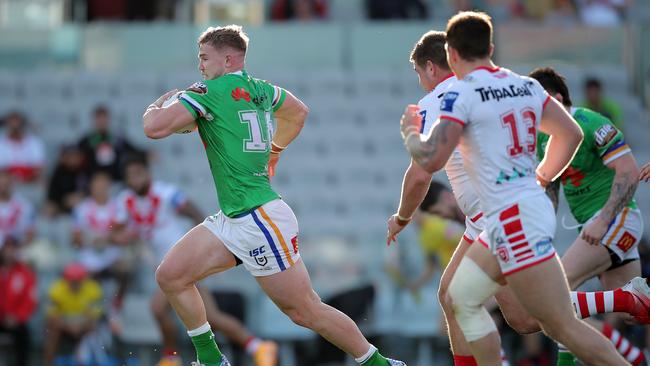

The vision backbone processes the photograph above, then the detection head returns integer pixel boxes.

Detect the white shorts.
[478,194,557,276]
[463,211,485,244]
[201,199,301,277]
[587,207,643,265]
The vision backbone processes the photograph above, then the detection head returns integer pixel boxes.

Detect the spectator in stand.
[271,0,328,21]
[365,0,428,20]
[582,77,624,130]
[44,262,103,366]
[77,105,141,182]
[46,144,89,216]
[71,171,136,326]
[0,169,35,244]
[0,234,37,366]
[0,111,45,183]
[577,0,628,26]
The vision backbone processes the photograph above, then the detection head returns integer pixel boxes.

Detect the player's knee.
[155,261,184,292]
[437,281,452,311]
[447,258,500,342]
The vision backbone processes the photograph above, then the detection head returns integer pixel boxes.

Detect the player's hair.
[529,67,573,107]
[419,181,449,212]
[410,31,449,70]
[446,11,493,61]
[198,25,249,53]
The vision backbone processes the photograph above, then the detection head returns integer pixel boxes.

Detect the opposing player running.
[142,25,405,366]
[529,67,646,365]
[387,30,506,366]
[399,11,627,365]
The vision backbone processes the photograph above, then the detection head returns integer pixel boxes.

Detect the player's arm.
[582,131,639,245]
[387,160,432,244]
[267,89,309,175]
[143,89,196,139]
[400,105,462,174]
[536,97,584,186]
[600,154,639,222]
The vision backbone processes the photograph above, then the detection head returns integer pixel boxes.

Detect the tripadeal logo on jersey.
[474,81,534,102]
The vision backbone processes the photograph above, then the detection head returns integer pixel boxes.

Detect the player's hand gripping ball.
[161,91,198,134]
[400,104,423,140]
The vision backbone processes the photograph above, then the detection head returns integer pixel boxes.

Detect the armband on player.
[536,173,551,189]
[394,213,412,226]
[271,141,286,154]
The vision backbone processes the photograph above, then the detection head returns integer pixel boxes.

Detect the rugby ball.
[162,92,197,134]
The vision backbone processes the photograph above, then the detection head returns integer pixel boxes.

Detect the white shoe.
[386,358,407,366]
[621,277,650,323]
[190,356,231,366]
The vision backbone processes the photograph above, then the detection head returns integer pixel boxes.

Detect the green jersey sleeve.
[579,109,630,165]
[536,132,549,162]
[263,82,286,112]
[178,81,213,120]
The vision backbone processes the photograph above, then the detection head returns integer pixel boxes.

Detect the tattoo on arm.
[405,121,451,171]
[545,180,560,213]
[600,173,638,222]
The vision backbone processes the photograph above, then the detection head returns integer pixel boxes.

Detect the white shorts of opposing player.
[202,199,300,276]
[585,207,644,264]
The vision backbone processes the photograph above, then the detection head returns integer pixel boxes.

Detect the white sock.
[187,322,212,337]
[355,344,378,364]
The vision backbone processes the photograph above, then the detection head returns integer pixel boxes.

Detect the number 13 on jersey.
[501,108,537,157]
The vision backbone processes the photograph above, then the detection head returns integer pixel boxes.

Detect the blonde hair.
[198,24,249,53]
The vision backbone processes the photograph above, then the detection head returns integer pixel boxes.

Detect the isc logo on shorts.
[249,246,268,266]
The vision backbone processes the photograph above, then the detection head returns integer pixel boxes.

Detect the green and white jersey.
[537,107,636,224]
[179,70,286,217]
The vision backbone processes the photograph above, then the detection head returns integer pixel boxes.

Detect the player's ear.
[426,60,435,75]
[488,43,495,58]
[554,93,564,105]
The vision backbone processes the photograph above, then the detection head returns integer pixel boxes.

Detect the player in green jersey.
[530,67,649,366]
[142,25,406,366]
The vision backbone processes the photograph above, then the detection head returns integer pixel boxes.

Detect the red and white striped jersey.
[115,181,189,246]
[418,75,481,219]
[73,198,119,237]
[438,66,550,215]
[0,193,34,241]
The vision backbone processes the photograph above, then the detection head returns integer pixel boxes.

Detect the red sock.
[602,323,645,365]
[570,289,634,318]
[453,354,478,366]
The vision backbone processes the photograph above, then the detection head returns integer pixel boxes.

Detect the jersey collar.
[472,65,501,73]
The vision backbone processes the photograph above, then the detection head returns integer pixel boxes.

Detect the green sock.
[556,349,576,366]
[360,350,390,366]
[190,328,223,365]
